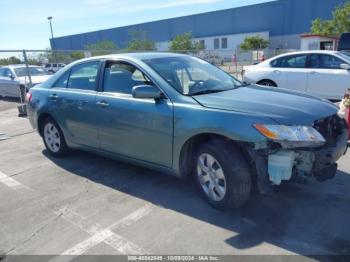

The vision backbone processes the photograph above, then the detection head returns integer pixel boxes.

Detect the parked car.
[243,50,350,100]
[45,63,66,73]
[0,65,51,98]
[27,53,348,209]
[338,33,350,51]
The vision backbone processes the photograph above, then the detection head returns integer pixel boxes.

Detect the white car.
[243,50,350,100]
[0,65,51,98]
[44,63,66,73]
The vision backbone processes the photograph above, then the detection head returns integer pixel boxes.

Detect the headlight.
[254,124,326,147]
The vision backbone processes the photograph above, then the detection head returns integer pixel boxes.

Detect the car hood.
[192,85,338,125]
[18,75,51,85]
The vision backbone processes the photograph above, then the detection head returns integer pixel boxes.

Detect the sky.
[0,0,275,50]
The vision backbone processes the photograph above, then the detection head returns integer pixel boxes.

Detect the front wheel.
[194,140,251,209]
[42,117,70,157]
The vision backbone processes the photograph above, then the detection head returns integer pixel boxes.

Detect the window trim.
[100,58,170,100]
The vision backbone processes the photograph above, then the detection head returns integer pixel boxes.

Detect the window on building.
[221,38,228,49]
[214,38,220,49]
[199,40,205,49]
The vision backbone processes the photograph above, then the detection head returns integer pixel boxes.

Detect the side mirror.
[7,73,14,80]
[132,85,162,100]
[340,63,350,70]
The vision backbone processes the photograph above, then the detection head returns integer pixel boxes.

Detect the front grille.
[313,114,346,146]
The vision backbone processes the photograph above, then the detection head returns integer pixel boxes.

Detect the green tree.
[70,51,85,60]
[240,35,269,51]
[127,31,155,51]
[0,56,21,65]
[311,1,350,35]
[85,40,118,56]
[169,32,204,52]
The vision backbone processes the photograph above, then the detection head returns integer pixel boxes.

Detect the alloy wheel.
[197,153,226,201]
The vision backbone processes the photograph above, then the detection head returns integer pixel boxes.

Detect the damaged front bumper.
[252,114,348,191]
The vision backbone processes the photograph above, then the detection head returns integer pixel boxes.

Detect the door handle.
[310,71,317,74]
[273,70,281,74]
[49,94,58,100]
[96,101,109,108]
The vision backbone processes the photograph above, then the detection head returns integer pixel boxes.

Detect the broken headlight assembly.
[254,124,326,148]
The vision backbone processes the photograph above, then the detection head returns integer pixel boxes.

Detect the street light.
[47,16,57,63]
[47,16,55,49]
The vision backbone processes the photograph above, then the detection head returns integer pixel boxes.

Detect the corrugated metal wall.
[51,0,343,50]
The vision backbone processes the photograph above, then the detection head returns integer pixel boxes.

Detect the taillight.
[26,91,32,103]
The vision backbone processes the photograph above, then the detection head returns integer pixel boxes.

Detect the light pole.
[47,16,57,63]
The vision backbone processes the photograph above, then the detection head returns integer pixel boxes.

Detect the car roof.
[78,52,187,63]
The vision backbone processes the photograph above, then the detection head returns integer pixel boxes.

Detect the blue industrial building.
[52,0,344,52]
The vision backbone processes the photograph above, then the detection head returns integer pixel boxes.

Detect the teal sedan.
[26,53,348,209]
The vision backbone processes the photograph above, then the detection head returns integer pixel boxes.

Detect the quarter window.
[53,70,70,88]
[103,62,151,94]
[67,61,100,90]
[271,54,307,68]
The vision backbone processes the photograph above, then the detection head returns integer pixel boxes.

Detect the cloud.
[86,0,224,14]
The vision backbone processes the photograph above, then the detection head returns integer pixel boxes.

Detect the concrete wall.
[51,0,344,51]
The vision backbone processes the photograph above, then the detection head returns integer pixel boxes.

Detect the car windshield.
[143,56,242,95]
[14,67,48,77]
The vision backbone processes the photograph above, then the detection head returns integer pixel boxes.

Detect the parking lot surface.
[0,99,349,259]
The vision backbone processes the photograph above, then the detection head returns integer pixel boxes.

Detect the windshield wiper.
[189,88,233,96]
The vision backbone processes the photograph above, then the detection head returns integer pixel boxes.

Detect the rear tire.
[41,117,69,158]
[193,139,251,210]
[257,80,277,87]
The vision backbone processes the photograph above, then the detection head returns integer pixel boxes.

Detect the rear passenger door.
[48,60,101,148]
[0,68,20,98]
[306,54,350,100]
[271,54,308,92]
[96,60,174,167]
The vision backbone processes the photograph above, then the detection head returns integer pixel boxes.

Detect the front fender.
[172,102,276,175]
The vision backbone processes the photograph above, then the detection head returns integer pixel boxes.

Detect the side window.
[4,69,12,78]
[103,62,151,94]
[320,55,343,69]
[53,70,70,88]
[0,68,5,77]
[277,55,307,68]
[67,61,100,90]
[270,59,280,67]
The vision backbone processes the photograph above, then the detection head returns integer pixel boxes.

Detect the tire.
[193,139,251,209]
[257,80,277,87]
[41,117,70,158]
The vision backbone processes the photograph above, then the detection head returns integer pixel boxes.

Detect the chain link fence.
[0,48,297,114]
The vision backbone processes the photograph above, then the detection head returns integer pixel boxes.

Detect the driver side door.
[96,60,174,167]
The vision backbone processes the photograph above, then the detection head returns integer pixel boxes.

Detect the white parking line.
[49,204,151,262]
[0,171,28,190]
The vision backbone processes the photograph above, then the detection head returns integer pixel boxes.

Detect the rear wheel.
[257,80,277,87]
[194,139,251,209]
[41,117,69,157]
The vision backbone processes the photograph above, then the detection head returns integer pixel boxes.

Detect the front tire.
[41,117,69,158]
[194,139,251,209]
[257,80,277,87]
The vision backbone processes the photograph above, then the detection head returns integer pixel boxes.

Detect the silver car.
[0,65,51,98]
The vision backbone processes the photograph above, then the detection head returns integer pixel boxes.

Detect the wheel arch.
[256,79,278,87]
[178,133,254,178]
[37,112,54,137]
